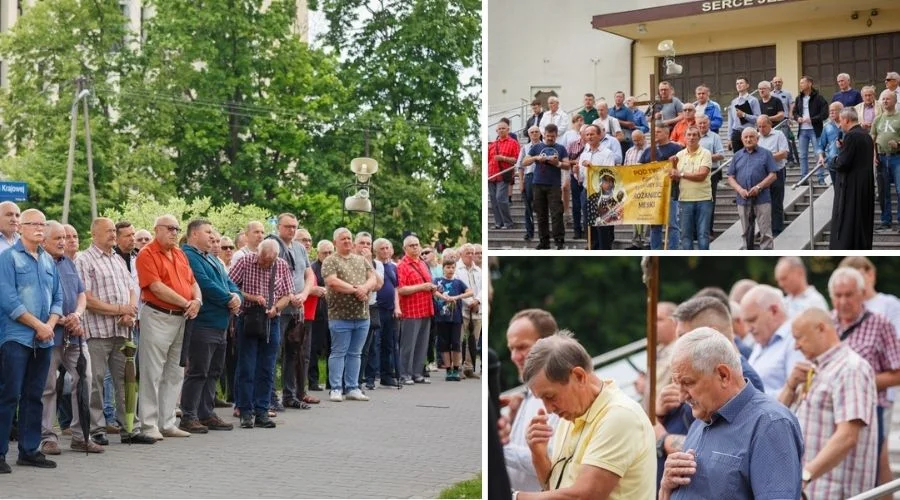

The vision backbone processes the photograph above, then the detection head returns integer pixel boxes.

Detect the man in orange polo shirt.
[135,214,202,441]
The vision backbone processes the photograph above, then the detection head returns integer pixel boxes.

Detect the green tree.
[311,0,482,244]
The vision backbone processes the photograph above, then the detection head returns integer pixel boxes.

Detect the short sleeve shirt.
[760,97,784,119]
[727,147,780,205]
[657,97,684,121]
[54,256,85,345]
[675,147,713,202]
[433,277,467,323]
[321,253,372,320]
[548,381,656,499]
[135,240,196,310]
[529,142,569,186]
[397,255,436,319]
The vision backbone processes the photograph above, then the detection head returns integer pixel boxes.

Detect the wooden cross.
[632,73,674,162]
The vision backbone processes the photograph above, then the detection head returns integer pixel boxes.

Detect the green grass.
[438,474,482,499]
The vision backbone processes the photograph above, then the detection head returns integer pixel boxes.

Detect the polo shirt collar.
[763,320,792,348]
[573,379,616,427]
[712,381,755,424]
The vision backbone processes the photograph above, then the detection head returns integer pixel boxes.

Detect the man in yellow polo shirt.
[670,126,713,250]
[515,332,655,500]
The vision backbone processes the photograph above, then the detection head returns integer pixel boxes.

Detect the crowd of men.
[497,256,900,499]
[487,71,900,250]
[0,200,483,472]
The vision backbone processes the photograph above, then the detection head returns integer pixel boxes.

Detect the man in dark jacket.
[830,108,875,249]
[180,219,241,433]
[307,240,332,390]
[792,75,830,185]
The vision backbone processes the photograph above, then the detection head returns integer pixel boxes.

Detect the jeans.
[378,308,399,381]
[797,128,823,182]
[570,177,584,237]
[0,342,52,459]
[880,155,900,225]
[489,181,513,227]
[523,173,535,238]
[650,198,681,250]
[180,326,226,421]
[771,168,786,235]
[327,319,369,392]
[679,200,713,250]
[236,316,281,417]
[533,183,564,246]
[103,369,116,425]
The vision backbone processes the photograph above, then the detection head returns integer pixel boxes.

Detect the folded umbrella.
[120,334,138,437]
[75,339,91,455]
[179,318,195,368]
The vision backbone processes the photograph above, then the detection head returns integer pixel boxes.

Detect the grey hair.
[333,227,352,240]
[522,330,591,385]
[671,327,742,376]
[861,85,876,94]
[880,89,898,102]
[46,220,64,234]
[373,237,391,250]
[316,240,334,253]
[403,235,420,248]
[259,239,280,256]
[742,284,785,311]
[757,80,772,90]
[730,300,742,321]
[837,72,850,81]
[354,231,372,243]
[839,108,859,123]
[828,266,866,294]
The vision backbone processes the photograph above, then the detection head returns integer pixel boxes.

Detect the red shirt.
[488,135,520,182]
[397,255,434,319]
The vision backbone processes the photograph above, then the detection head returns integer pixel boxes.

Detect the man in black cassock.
[830,107,875,249]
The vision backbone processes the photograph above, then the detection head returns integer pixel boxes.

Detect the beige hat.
[886,72,900,81]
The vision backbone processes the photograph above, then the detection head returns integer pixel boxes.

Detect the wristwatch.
[656,433,669,459]
[802,468,812,483]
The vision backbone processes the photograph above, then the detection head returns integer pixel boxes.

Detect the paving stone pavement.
[2,375,482,498]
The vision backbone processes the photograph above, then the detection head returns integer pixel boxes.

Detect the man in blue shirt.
[0,209,63,473]
[640,125,683,250]
[727,128,779,250]
[832,73,863,108]
[660,328,803,500]
[611,91,636,151]
[524,123,570,250]
[0,201,20,254]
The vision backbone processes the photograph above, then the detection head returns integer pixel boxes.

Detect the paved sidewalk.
[2,375,482,498]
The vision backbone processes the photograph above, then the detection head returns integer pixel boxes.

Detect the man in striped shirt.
[779,307,876,500]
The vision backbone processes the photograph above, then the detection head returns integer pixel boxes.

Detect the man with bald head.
[741,285,804,394]
[778,308,876,499]
[503,309,560,491]
[0,201,20,254]
[228,239,293,428]
[727,127,779,249]
[774,257,828,319]
[134,229,151,250]
[0,209,62,471]
[77,217,152,445]
[39,222,98,454]
[134,215,201,440]
[396,234,439,385]
[231,220,265,266]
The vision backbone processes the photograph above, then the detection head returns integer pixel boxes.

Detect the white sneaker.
[345,389,370,401]
[426,362,438,372]
[329,390,343,402]
[161,427,190,438]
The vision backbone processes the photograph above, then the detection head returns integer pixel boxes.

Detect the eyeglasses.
[299,238,312,243]
[280,224,298,230]
[421,250,432,255]
[156,225,181,233]
[221,245,235,250]
[136,237,151,242]
[21,222,48,228]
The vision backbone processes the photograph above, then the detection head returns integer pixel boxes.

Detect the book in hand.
[736,100,753,125]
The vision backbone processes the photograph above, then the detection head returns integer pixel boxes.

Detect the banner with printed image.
[586,162,672,226]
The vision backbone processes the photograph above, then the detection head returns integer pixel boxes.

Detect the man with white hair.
[519,331,655,499]
[133,229,151,251]
[538,96,569,137]
[397,234,438,385]
[660,328,803,500]
[726,127,779,249]
[134,214,202,440]
[855,85,882,131]
[322,228,377,401]
[516,125,543,241]
[885,71,900,100]
[774,257,829,319]
[832,72,862,108]
[591,100,624,145]
[455,244,482,379]
[228,238,294,428]
[828,266,900,489]
[0,201,20,254]
[740,284,805,394]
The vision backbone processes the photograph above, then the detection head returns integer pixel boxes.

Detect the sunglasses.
[422,250,433,255]
[136,237,151,242]
[221,245,235,250]
[156,225,181,233]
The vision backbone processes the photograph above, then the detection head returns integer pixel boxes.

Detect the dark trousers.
[589,226,615,250]
[533,183,564,246]
[771,168,786,234]
[524,173,535,238]
[307,318,329,388]
[730,129,745,154]
[180,326,226,421]
[223,318,237,402]
[878,163,891,225]
[0,343,51,459]
[236,317,281,416]
[709,168,723,236]
[570,177,584,238]
[436,322,463,353]
[378,308,400,381]
[461,320,480,371]
[279,314,306,401]
[360,305,381,384]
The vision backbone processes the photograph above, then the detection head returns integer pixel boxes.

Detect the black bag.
[242,264,276,340]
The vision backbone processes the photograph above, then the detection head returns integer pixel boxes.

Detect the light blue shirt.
[0,232,19,255]
[817,120,842,162]
[670,383,804,500]
[0,239,63,349]
[598,135,623,165]
[729,94,762,132]
[699,131,725,172]
[748,320,805,394]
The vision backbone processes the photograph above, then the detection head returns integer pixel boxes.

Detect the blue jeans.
[797,128,823,182]
[103,369,116,425]
[880,155,900,225]
[650,198,681,250]
[236,317,281,416]
[0,342,52,459]
[679,200,713,250]
[378,308,399,381]
[328,319,369,392]
[524,173,535,238]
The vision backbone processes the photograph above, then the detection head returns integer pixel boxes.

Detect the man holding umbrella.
[77,218,156,445]
[38,222,102,454]
[0,209,62,472]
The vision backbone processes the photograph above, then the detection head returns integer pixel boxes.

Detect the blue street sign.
[0,181,27,202]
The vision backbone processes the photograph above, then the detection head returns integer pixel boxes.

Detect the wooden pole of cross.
[633,73,674,249]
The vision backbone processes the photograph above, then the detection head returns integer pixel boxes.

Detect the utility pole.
[82,82,98,221]
[62,76,98,223]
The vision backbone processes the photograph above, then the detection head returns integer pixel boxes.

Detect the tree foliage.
[489,256,900,391]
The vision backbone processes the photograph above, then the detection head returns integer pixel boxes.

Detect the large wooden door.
[657,46,776,106]
[802,32,900,98]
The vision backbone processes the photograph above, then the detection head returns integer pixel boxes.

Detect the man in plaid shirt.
[828,266,900,491]
[397,235,439,385]
[779,308,877,499]
[488,118,519,230]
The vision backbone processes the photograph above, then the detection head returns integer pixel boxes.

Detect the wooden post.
[82,93,98,221]
[62,78,82,225]
[634,73,672,249]
[643,256,659,425]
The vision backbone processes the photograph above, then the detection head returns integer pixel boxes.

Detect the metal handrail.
[847,478,900,500]
[710,116,791,178]
[501,338,646,397]
[791,161,829,249]
[488,113,523,133]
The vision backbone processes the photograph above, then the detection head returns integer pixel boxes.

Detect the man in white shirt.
[697,115,725,239]
[517,126,542,242]
[455,244,482,379]
[774,257,829,320]
[538,97,569,137]
[756,115,790,235]
[578,124,620,250]
[591,101,624,143]
[741,284,805,394]
[503,309,561,492]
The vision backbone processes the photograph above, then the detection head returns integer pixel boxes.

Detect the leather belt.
[145,302,184,316]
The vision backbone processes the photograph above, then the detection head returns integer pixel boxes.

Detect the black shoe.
[365,382,376,390]
[535,242,551,250]
[0,458,9,473]
[523,234,533,241]
[90,433,109,446]
[240,415,254,429]
[492,225,502,230]
[254,415,276,429]
[16,452,56,469]
[308,384,323,391]
[121,432,156,445]
[380,378,400,387]
[556,241,566,250]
